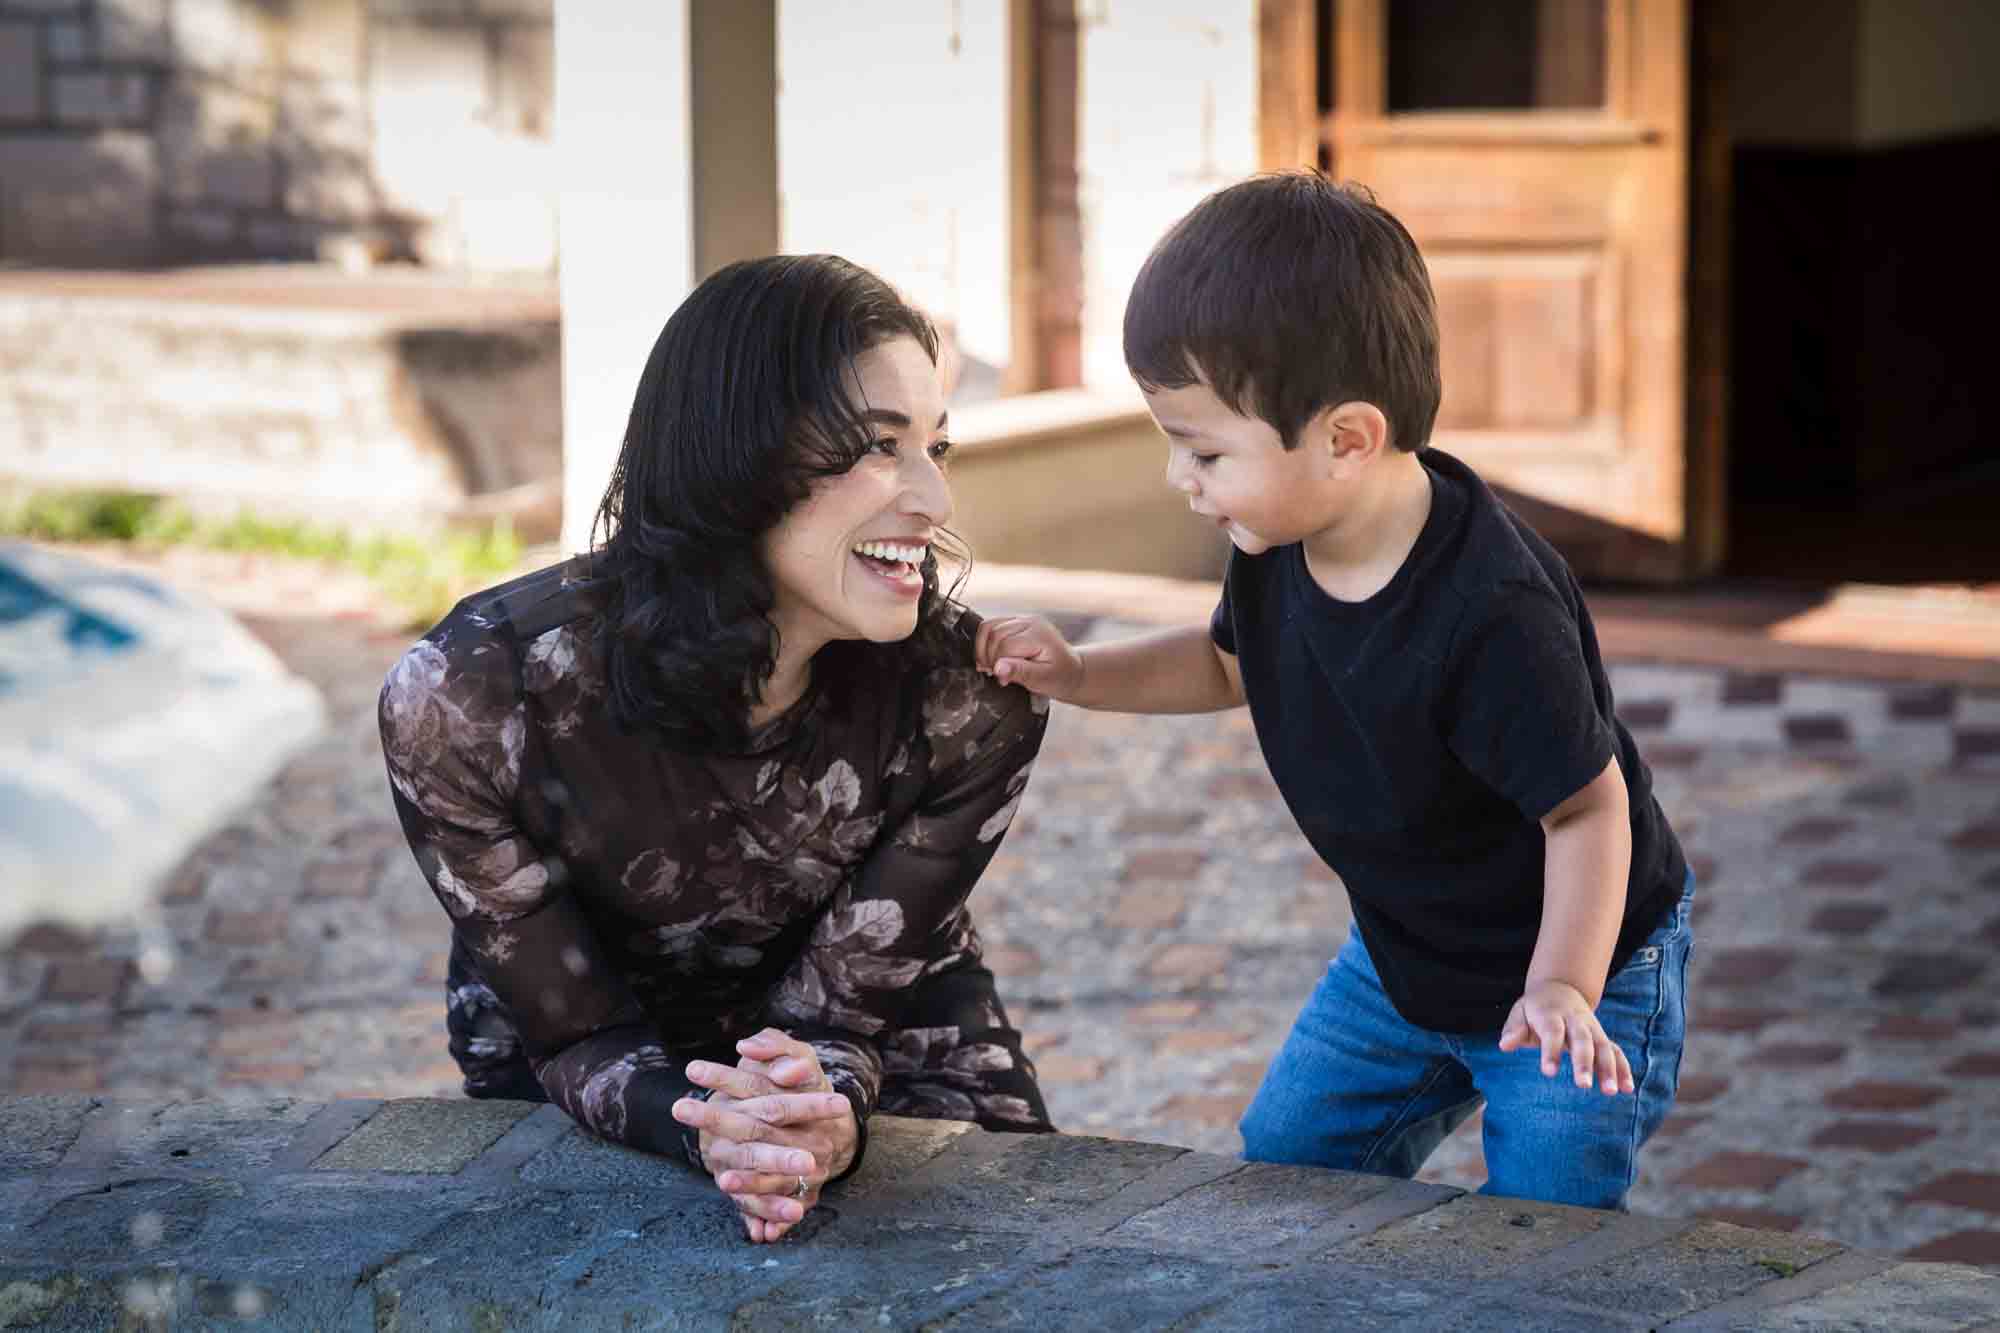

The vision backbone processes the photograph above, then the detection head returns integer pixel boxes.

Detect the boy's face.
[1145,378,1331,557]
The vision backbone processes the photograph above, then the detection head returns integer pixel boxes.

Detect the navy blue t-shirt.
[1211,448,1686,1033]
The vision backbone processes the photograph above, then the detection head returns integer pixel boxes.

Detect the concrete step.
[0,267,561,538]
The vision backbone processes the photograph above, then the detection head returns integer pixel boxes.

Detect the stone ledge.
[1,1097,1994,1330]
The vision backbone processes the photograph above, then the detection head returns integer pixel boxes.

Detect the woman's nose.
[901,454,954,525]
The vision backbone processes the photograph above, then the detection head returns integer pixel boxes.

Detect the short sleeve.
[1442,588,1615,820]
[1209,561,1237,656]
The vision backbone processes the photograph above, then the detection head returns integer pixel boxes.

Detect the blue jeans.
[1239,872,1695,1210]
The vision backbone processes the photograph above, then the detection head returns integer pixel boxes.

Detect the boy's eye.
[1191,452,1219,467]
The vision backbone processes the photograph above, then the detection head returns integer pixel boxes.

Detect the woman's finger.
[686,1060,780,1101]
[734,1091,852,1127]
[674,1097,779,1146]
[699,1136,816,1176]
[732,1191,806,1225]
[739,1028,815,1063]
[720,1169,815,1198]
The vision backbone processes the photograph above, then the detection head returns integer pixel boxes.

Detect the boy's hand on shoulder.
[1499,981,1636,1096]
[975,614,1085,700]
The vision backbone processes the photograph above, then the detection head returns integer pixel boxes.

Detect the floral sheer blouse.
[379,559,1052,1169]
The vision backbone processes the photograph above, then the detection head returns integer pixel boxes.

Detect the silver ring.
[791,1174,809,1200]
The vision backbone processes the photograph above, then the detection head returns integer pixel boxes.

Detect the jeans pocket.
[1613,944,1663,976]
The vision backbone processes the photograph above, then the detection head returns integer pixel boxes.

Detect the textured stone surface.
[1546,1220,1846,1320]
[310,1097,534,1173]
[0,1096,96,1174]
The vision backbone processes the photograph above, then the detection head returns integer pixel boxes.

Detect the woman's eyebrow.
[862,409,950,430]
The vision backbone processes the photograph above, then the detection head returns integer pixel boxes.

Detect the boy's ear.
[1316,401,1390,471]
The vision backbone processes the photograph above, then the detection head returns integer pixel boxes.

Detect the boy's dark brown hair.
[1123,171,1441,453]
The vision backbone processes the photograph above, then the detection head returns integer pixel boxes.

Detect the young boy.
[975,172,1694,1210]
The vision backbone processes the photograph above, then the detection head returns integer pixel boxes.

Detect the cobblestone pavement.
[4,548,1998,1271]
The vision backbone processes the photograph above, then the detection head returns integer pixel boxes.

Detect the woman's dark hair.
[1124,171,1440,453]
[590,253,963,750]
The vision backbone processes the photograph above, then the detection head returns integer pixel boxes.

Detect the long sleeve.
[764,666,1049,1136]
[379,630,701,1159]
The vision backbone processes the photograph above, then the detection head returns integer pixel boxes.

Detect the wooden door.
[1320,0,1692,579]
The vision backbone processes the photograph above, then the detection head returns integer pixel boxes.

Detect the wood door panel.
[1432,250,1607,435]
[1323,0,1691,576]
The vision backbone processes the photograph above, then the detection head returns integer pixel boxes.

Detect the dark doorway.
[1722,7,2000,585]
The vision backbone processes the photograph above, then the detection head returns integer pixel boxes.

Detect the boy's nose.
[1165,452,1199,495]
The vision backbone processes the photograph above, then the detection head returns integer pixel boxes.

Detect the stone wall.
[0,0,555,270]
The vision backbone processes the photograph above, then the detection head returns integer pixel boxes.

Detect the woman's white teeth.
[854,541,926,565]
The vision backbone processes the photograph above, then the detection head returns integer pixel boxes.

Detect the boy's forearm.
[1071,625,1244,713]
[1529,778,1632,1009]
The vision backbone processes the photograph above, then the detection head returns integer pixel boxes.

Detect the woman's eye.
[868,437,899,458]
[927,438,954,463]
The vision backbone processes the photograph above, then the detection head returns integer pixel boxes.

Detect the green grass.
[1,489,524,627]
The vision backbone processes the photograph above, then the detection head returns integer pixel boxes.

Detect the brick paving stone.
[1159,1029,1255,1056]
[1115,810,1205,836]
[11,1060,104,1094]
[1032,1053,1106,1085]
[1809,1120,1939,1152]
[1106,886,1189,929]
[1697,1207,1804,1232]
[1944,1052,2000,1077]
[1760,1040,1848,1072]
[1128,1000,1206,1024]
[1865,1016,1958,1041]
[1906,1173,2000,1214]
[1888,685,1957,720]
[1676,1074,1729,1105]
[984,944,1041,977]
[1784,714,1853,747]
[1145,943,1234,985]
[41,956,134,1003]
[1698,1007,1788,1034]
[1654,1112,1709,1138]
[304,858,380,900]
[203,909,288,946]
[1705,947,1798,987]
[1811,902,1888,934]
[1875,952,1986,997]
[1676,1151,1810,1190]
[14,923,93,955]
[1206,771,1277,800]
[1825,1081,1950,1111]
[1779,816,1857,845]
[1904,1231,2000,1265]
[1948,820,2000,852]
[1645,743,1703,769]
[1153,1091,1252,1129]
[1954,729,2000,768]
[1799,858,1887,888]
[1622,700,1672,730]
[1723,672,1783,706]
[1123,847,1206,879]
[1843,778,1913,808]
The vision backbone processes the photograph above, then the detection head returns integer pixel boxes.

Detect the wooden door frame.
[1256,0,1730,580]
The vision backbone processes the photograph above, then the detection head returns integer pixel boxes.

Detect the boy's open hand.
[1498,981,1635,1096]
[975,615,1085,699]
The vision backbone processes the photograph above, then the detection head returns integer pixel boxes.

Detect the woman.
[379,255,1053,1243]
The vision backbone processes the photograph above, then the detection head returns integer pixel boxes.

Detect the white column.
[553,1,695,553]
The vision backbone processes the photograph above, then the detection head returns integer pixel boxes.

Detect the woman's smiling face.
[759,335,954,657]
